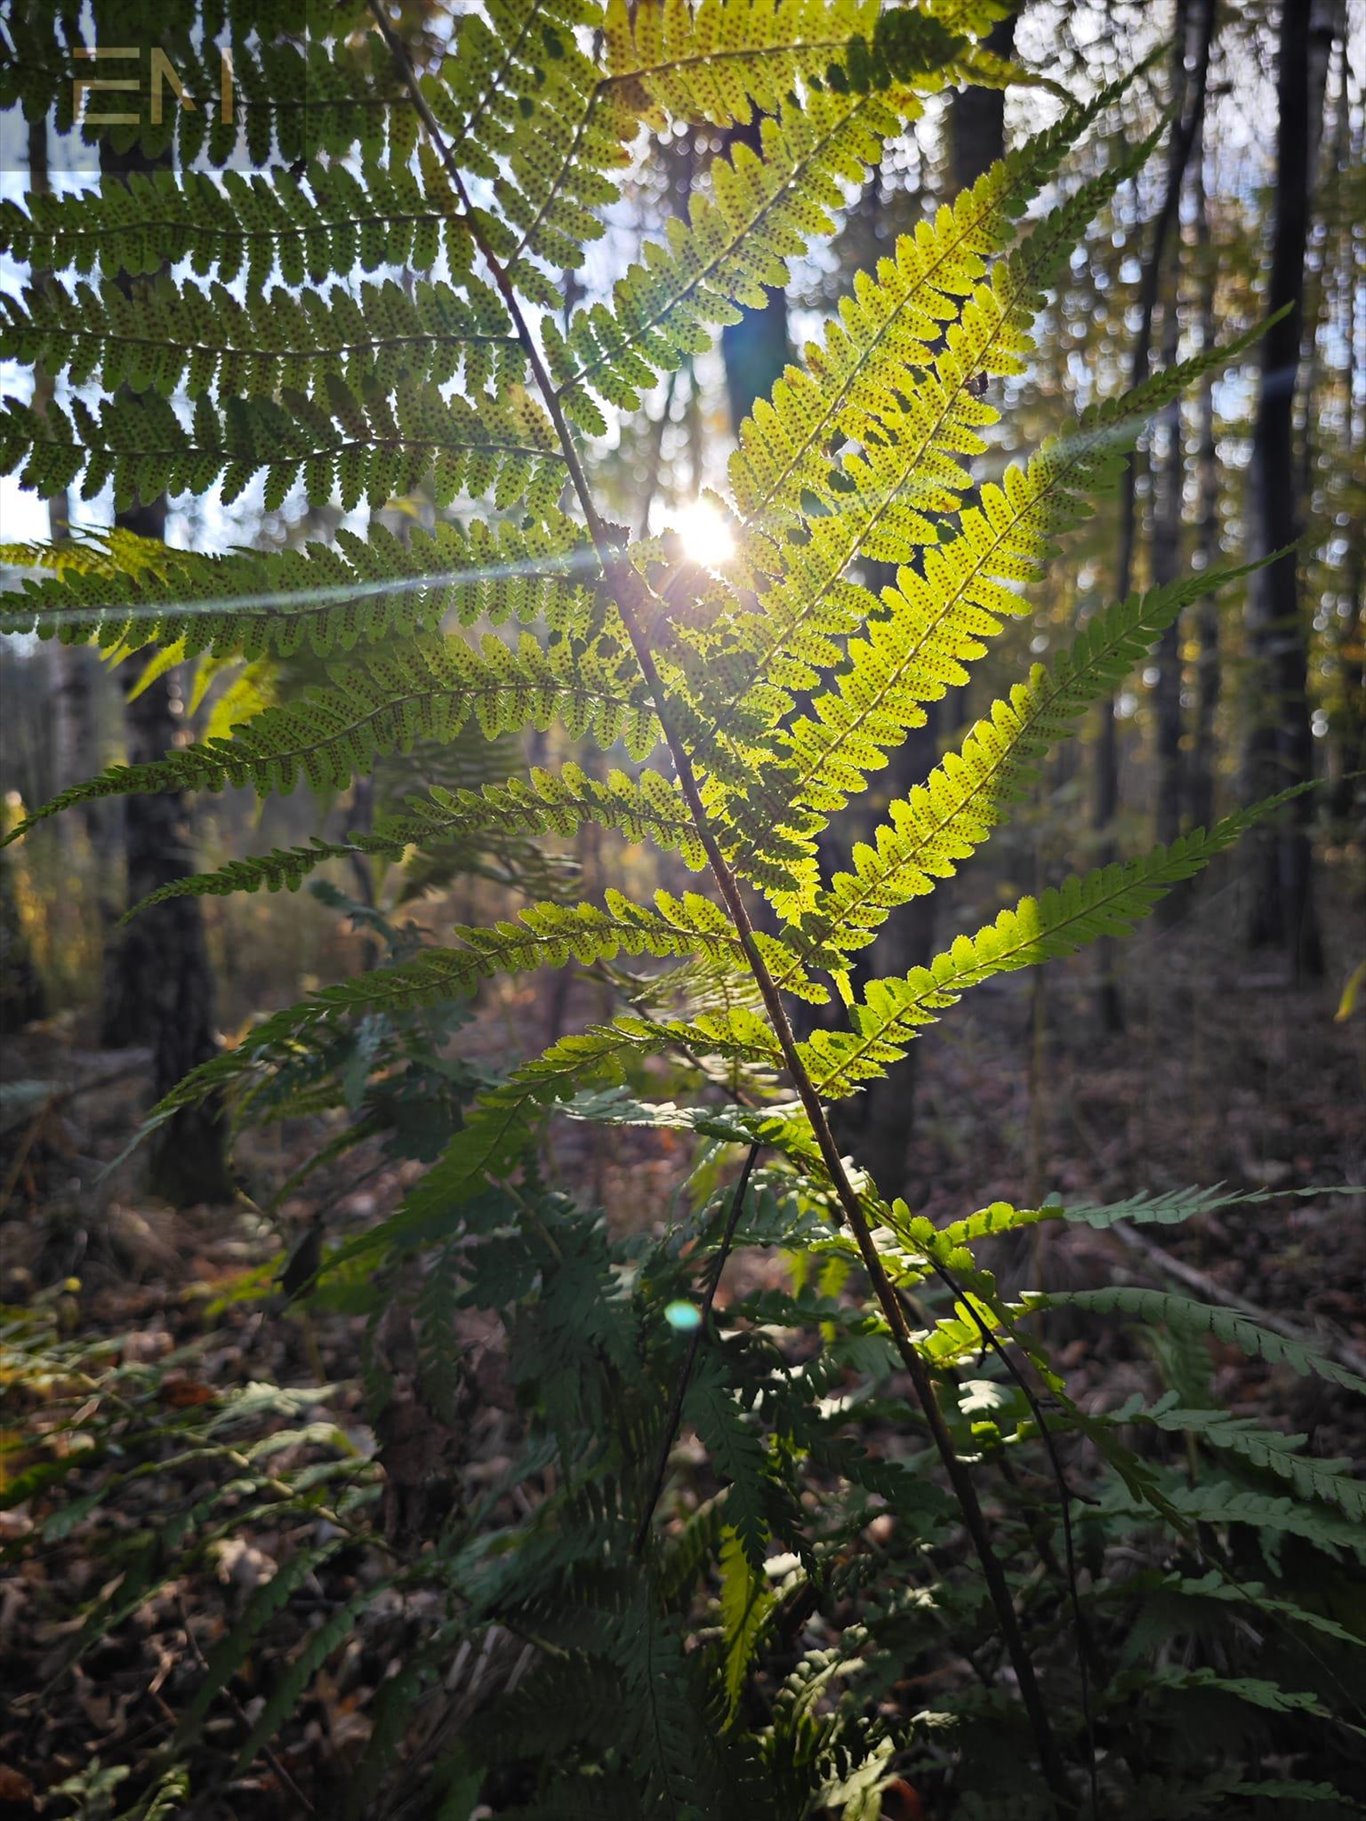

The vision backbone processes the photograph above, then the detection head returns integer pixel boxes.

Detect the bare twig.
[1107,1219,1366,1381]
[0,1061,146,1143]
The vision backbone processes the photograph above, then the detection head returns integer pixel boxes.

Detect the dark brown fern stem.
[369,10,1072,1808]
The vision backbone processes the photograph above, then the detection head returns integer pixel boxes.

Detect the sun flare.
[673,497,736,569]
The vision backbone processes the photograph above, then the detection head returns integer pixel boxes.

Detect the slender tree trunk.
[98,495,232,1202]
[948,16,1013,197]
[1241,0,1330,978]
[0,831,46,1033]
[95,140,232,1203]
[1325,34,1363,822]
[1151,291,1185,870]
[29,117,116,994]
[1092,0,1213,1023]
[1188,135,1222,834]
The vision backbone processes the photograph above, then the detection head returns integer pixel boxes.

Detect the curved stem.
[370,10,1071,1807]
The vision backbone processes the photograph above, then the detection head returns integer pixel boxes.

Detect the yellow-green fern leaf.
[1,274,522,403]
[729,68,1139,532]
[805,558,1268,952]
[1,515,602,659]
[2,634,657,840]
[0,159,472,296]
[802,795,1307,1099]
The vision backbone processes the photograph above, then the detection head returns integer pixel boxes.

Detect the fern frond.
[5,634,657,839]
[679,149,1168,858]
[546,82,930,430]
[703,123,1164,735]
[718,1526,780,1724]
[417,0,632,290]
[155,1005,779,1271]
[1177,1777,1352,1813]
[729,69,1138,531]
[1112,1394,1366,1522]
[393,889,823,1000]
[178,1539,346,1742]
[802,800,1299,1097]
[1092,1479,1366,1564]
[1,525,171,579]
[329,1025,668,1254]
[0,156,470,294]
[2,15,417,169]
[935,1183,1360,1249]
[608,1590,729,1814]
[0,379,566,514]
[0,514,600,657]
[1127,1569,1366,1651]
[687,1371,774,1569]
[126,762,710,913]
[233,1586,380,1775]
[562,1086,810,1159]
[176,890,819,1026]
[606,0,960,132]
[1038,1289,1366,1399]
[771,339,1274,848]
[1066,1181,1364,1229]
[1,274,522,403]
[805,560,1266,949]
[1117,1663,1348,1725]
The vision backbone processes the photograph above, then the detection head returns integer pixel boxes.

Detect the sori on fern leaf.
[1,0,1360,1816]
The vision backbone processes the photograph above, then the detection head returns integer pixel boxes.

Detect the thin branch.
[633,1140,762,1556]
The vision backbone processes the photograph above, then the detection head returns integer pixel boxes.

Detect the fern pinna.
[3,2,1361,1817]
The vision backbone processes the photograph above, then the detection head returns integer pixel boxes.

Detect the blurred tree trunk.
[1187,137,1221,834]
[1324,35,1363,822]
[948,15,1013,196]
[96,139,232,1204]
[1151,280,1185,874]
[0,840,46,1033]
[30,117,116,990]
[98,494,233,1204]
[721,282,789,434]
[1091,0,1212,1021]
[1240,0,1331,978]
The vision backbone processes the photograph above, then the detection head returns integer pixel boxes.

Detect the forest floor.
[1,863,1362,1817]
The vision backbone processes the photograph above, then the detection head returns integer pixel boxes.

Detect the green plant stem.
[369,11,1072,1808]
[632,1140,761,1556]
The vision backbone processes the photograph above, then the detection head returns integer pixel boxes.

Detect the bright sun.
[674,497,735,569]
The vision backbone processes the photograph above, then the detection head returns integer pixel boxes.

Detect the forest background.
[0,0,1362,1816]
